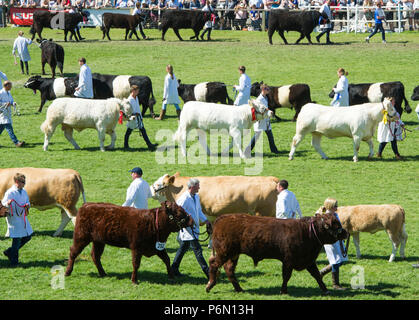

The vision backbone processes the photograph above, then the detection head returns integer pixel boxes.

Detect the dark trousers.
[250,129,279,153]
[317,28,331,43]
[200,28,212,40]
[4,235,32,265]
[124,127,155,150]
[368,23,385,41]
[378,141,399,156]
[0,123,19,144]
[20,60,29,75]
[171,238,209,277]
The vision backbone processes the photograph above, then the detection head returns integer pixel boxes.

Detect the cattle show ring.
[0,3,418,304]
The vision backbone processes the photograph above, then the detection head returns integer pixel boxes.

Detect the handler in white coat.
[155,64,181,120]
[275,179,302,219]
[234,65,251,106]
[2,173,33,267]
[330,68,349,107]
[122,167,152,209]
[171,178,212,279]
[74,57,94,99]
[316,0,333,44]
[12,31,32,75]
[317,198,348,290]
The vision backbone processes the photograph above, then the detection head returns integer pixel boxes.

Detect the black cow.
[328,81,412,117]
[24,75,110,113]
[251,81,313,121]
[101,12,148,41]
[411,86,419,101]
[37,39,64,78]
[177,80,233,104]
[160,10,213,41]
[268,10,328,45]
[30,9,89,42]
[91,73,156,117]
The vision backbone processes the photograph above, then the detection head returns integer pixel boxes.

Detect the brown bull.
[206,213,348,295]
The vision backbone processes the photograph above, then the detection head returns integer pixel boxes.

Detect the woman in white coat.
[234,65,251,106]
[155,64,181,120]
[12,31,32,75]
[330,68,349,107]
[317,198,348,290]
[376,98,404,160]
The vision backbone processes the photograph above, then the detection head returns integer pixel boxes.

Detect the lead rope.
[9,199,29,229]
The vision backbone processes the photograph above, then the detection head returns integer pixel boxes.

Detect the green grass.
[0,27,418,300]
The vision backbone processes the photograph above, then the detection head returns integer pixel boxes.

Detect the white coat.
[163,73,181,105]
[253,93,271,131]
[0,88,14,125]
[176,191,208,241]
[319,3,332,29]
[377,111,404,143]
[12,36,32,62]
[202,5,214,29]
[324,212,348,265]
[331,75,349,107]
[126,95,144,129]
[74,64,94,99]
[276,189,302,219]
[2,185,33,238]
[234,73,251,106]
[122,177,152,209]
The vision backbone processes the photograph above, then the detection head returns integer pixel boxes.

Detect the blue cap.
[128,167,143,175]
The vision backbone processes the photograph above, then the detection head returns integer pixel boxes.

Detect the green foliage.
[0,28,418,300]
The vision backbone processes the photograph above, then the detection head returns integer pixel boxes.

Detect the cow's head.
[24,75,43,94]
[249,99,273,121]
[250,81,263,97]
[36,38,53,48]
[118,98,134,121]
[382,97,397,117]
[0,203,10,218]
[151,174,175,202]
[312,212,348,245]
[328,84,336,99]
[162,201,194,232]
[411,86,419,101]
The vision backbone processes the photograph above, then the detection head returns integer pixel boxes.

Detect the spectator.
[166,0,178,8]
[249,4,262,30]
[263,0,274,29]
[200,0,215,39]
[365,1,387,43]
[40,0,49,8]
[116,0,128,7]
[385,0,396,32]
[249,0,264,7]
[414,0,419,29]
[402,0,414,30]
[12,31,32,75]
[234,0,248,30]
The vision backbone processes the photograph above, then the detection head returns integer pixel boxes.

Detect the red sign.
[9,7,54,26]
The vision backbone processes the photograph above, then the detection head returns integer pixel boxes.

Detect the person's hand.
[7,199,13,205]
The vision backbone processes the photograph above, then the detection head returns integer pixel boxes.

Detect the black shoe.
[171,267,184,277]
[147,143,158,152]
[316,35,320,43]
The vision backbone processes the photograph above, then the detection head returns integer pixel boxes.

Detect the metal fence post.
[347,4,350,33]
[397,2,402,33]
[355,5,358,34]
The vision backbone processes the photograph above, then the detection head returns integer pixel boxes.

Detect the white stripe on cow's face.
[53,78,67,97]
[277,85,292,108]
[367,83,383,102]
[112,75,131,99]
[194,82,208,102]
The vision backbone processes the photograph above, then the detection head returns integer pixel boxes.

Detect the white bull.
[289,97,396,162]
[173,99,273,159]
[40,97,132,151]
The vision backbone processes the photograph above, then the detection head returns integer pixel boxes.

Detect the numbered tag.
[155,242,166,251]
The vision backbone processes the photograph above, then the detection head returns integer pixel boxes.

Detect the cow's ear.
[178,79,181,84]
[168,175,176,185]
[174,172,180,177]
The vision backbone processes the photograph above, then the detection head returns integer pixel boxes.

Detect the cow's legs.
[130,249,142,284]
[352,232,362,258]
[399,224,408,260]
[156,249,174,279]
[173,28,183,41]
[306,263,329,294]
[288,132,306,160]
[280,264,293,294]
[105,130,116,150]
[51,64,56,79]
[91,242,107,277]
[63,126,81,150]
[161,27,169,41]
[268,28,275,45]
[106,29,111,41]
[366,138,374,159]
[387,230,402,262]
[42,123,57,151]
[278,30,288,45]
[131,29,141,40]
[206,253,224,292]
[65,235,91,276]
[197,129,211,156]
[53,208,72,237]
[305,33,313,44]
[352,135,361,162]
[295,33,305,44]
[41,58,47,75]
[230,128,249,159]
[125,28,129,41]
[64,30,68,42]
[70,30,79,42]
[96,129,107,152]
[102,27,107,40]
[311,133,328,159]
[177,128,188,157]
[223,256,242,292]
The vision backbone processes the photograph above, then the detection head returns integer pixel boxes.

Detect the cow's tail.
[75,173,87,204]
[40,120,51,135]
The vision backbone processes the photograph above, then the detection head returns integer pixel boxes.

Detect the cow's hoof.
[52,232,62,237]
[288,156,293,161]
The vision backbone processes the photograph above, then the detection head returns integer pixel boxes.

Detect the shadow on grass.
[34,230,74,239]
[355,254,418,263]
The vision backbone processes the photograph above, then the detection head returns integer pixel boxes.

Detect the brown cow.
[64,201,194,284]
[206,213,348,295]
[337,205,407,262]
[0,168,85,237]
[151,173,279,219]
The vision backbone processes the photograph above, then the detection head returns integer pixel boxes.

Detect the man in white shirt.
[124,85,157,151]
[74,57,94,99]
[122,167,153,209]
[12,31,32,75]
[234,65,251,106]
[0,81,25,148]
[2,173,33,267]
[171,178,212,279]
[275,179,302,219]
[316,0,333,45]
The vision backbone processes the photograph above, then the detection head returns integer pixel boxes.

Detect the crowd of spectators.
[1,0,417,31]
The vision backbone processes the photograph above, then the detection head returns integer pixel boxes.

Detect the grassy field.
[0,26,418,300]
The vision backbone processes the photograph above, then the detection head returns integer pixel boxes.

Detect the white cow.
[173,99,273,159]
[289,97,396,162]
[40,97,132,151]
